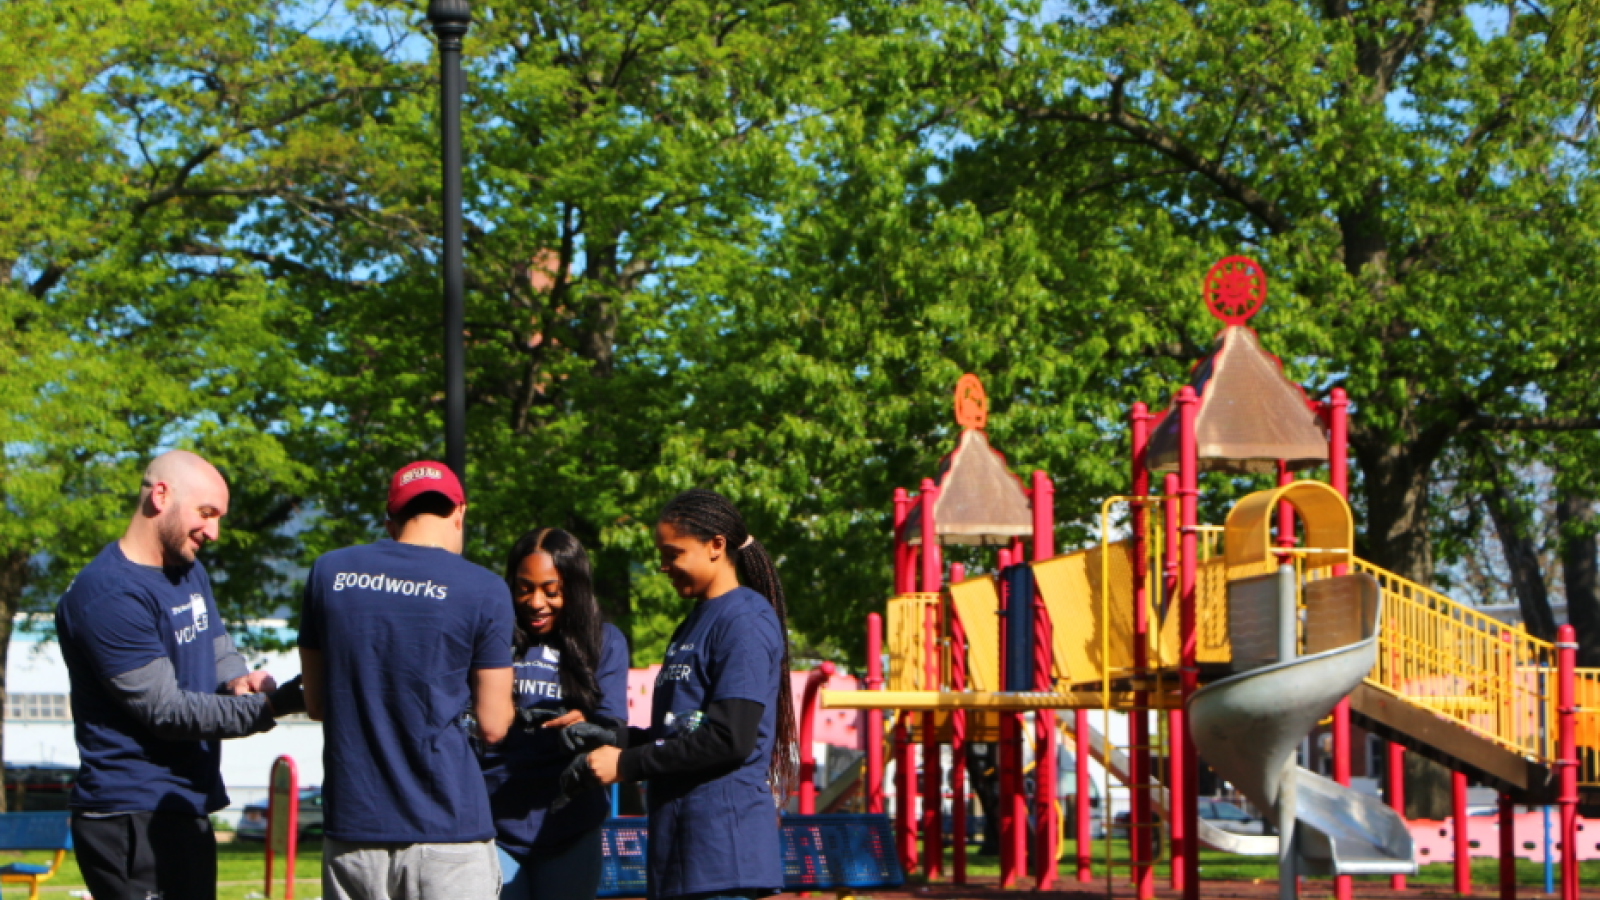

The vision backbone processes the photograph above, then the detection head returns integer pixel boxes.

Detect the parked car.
[236,786,324,841]
[1200,798,1267,834]
[1112,798,1266,837]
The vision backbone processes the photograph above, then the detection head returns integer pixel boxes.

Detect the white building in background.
[5,618,324,825]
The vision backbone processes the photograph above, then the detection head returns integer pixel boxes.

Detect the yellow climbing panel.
[948,575,1001,692]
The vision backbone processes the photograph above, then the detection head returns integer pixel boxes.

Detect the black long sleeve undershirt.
[617,698,764,783]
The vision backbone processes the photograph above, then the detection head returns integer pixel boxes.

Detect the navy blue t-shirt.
[299,540,514,843]
[56,542,231,814]
[481,623,629,856]
[647,587,784,900]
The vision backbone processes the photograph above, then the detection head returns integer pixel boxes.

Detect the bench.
[600,813,904,898]
[0,812,72,900]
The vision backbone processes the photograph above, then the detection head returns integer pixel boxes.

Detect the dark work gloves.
[553,754,600,811]
[266,675,306,717]
[551,721,621,811]
[518,706,570,731]
[560,722,620,755]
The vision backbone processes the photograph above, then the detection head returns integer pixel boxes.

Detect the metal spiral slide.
[1061,717,1279,856]
[1188,575,1415,894]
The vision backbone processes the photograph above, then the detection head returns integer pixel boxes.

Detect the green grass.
[929,840,1600,890]
[0,837,324,899]
[3,837,1596,897]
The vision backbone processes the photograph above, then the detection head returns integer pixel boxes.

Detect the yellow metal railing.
[1196,524,1224,561]
[1342,560,1558,765]
[1575,669,1600,786]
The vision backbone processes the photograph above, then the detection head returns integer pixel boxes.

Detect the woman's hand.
[542,709,586,729]
[588,745,622,785]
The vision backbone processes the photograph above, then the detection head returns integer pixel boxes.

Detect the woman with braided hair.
[587,489,795,900]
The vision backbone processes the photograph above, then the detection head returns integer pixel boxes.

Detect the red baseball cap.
[386,461,466,517]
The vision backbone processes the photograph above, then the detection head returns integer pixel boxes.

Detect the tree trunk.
[0,550,27,814]
[1557,492,1600,666]
[1352,432,1440,585]
[1480,449,1558,641]
[1403,753,1454,820]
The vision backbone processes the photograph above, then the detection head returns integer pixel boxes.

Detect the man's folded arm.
[108,657,275,740]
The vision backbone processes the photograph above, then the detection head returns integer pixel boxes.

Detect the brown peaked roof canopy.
[902,427,1035,546]
[1147,326,1329,475]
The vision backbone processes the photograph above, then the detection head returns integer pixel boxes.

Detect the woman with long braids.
[587,489,795,900]
[482,528,630,900]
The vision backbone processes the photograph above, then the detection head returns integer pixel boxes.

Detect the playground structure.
[818,256,1600,900]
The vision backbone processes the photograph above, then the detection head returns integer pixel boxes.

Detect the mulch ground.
[776,877,1600,900]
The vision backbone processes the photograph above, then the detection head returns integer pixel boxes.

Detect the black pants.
[504,826,603,900]
[72,811,217,900]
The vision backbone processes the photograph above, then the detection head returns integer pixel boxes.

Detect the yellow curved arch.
[1223,480,1352,574]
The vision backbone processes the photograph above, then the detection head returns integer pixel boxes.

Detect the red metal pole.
[998,545,1017,887]
[1032,471,1058,890]
[1387,736,1408,890]
[1075,709,1091,883]
[920,479,943,880]
[866,613,885,814]
[265,755,299,900]
[1326,390,1355,900]
[1276,459,1295,546]
[1558,624,1578,900]
[799,663,837,815]
[894,526,920,871]
[1177,386,1200,900]
[1328,388,1349,491]
[1130,403,1155,899]
[948,562,969,885]
[1498,793,1515,900]
[1454,770,1471,896]
[1163,470,1184,892]
[895,488,913,594]
[895,716,916,871]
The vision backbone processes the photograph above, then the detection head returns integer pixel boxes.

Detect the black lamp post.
[427,0,470,482]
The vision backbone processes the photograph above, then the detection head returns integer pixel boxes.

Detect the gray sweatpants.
[324,837,501,900]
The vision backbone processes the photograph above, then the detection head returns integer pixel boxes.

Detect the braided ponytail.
[658,489,798,802]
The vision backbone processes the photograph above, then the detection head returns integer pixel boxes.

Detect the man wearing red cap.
[299,461,515,899]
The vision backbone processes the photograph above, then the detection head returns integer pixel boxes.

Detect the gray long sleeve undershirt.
[107,657,276,742]
[213,632,250,691]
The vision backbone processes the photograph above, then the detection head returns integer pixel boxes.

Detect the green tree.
[255,0,862,659]
[0,0,398,805]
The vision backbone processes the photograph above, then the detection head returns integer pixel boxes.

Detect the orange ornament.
[954,374,988,430]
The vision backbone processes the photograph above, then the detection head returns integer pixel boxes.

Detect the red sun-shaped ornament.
[1203,255,1267,325]
[953,374,988,430]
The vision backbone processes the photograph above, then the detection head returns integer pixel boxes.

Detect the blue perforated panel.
[0,812,72,852]
[781,814,904,889]
[597,818,649,898]
[597,814,903,898]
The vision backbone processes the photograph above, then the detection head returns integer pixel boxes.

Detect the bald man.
[57,450,298,900]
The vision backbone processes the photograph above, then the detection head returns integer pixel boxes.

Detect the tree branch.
[1009,101,1294,233]
[1470,416,1600,432]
